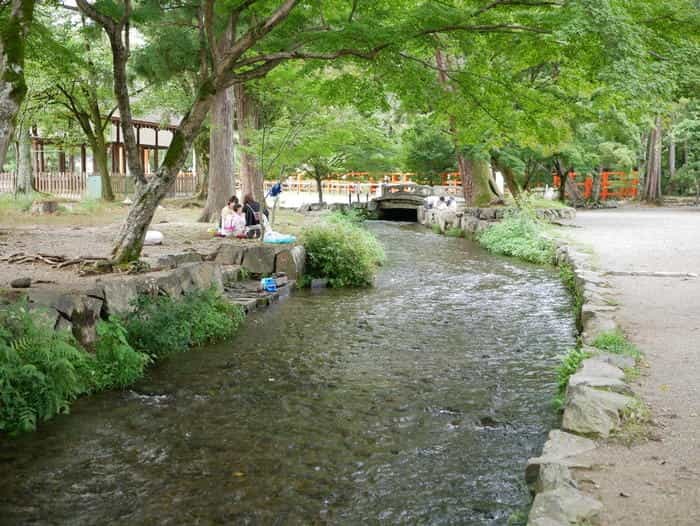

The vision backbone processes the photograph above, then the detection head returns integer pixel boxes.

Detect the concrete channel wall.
[4,241,305,349]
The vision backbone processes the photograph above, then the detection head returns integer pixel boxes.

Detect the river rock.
[568,358,630,394]
[478,207,497,220]
[10,277,31,288]
[241,245,277,275]
[100,277,142,315]
[180,262,224,293]
[562,384,635,437]
[528,486,603,526]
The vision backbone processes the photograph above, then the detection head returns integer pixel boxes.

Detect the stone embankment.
[2,241,305,348]
[525,246,638,526]
[418,205,576,233]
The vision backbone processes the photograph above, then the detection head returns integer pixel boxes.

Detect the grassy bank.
[0,289,244,435]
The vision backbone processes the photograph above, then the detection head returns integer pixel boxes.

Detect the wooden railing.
[0,171,198,199]
[552,171,639,201]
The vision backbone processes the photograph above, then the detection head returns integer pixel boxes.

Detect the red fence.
[552,171,639,201]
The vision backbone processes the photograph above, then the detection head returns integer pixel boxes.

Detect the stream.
[0,222,576,525]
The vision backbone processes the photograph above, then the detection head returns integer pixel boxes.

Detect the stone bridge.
[369,183,434,221]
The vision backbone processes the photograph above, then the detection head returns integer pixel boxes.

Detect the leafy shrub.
[591,331,640,359]
[326,208,366,225]
[122,289,245,358]
[0,303,93,434]
[431,223,443,235]
[477,206,555,265]
[302,219,385,288]
[553,347,591,410]
[445,227,465,238]
[93,319,150,389]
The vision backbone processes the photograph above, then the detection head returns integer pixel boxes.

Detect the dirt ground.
[0,199,313,290]
[562,207,700,526]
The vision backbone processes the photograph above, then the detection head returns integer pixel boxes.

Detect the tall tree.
[0,0,35,170]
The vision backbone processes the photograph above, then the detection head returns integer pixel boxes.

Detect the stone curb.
[526,243,639,525]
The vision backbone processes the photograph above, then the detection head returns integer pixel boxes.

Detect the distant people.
[447,196,458,211]
[220,195,239,235]
[436,196,448,210]
[243,193,264,238]
[424,195,440,209]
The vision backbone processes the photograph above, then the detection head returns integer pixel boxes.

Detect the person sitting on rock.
[221,196,238,228]
[229,203,246,237]
[243,193,264,238]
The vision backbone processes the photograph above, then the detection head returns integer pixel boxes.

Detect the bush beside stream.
[301,211,385,288]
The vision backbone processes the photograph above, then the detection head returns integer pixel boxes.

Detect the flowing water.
[0,222,576,525]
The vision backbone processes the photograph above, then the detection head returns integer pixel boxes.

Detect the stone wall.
[418,205,576,234]
[3,241,305,349]
[525,245,636,526]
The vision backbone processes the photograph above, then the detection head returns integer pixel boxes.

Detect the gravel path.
[566,207,700,525]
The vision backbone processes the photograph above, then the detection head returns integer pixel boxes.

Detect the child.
[230,203,246,237]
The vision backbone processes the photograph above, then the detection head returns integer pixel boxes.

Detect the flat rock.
[528,486,602,526]
[241,245,277,275]
[568,372,630,394]
[562,384,635,437]
[537,463,577,494]
[578,358,625,379]
[215,244,245,266]
[588,350,636,370]
[171,251,203,266]
[526,430,596,489]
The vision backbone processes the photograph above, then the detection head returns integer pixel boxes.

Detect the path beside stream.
[565,207,700,525]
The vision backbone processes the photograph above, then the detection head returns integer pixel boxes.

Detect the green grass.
[559,263,583,333]
[591,331,640,359]
[553,347,591,410]
[431,223,443,235]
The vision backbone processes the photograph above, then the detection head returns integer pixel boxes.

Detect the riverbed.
[0,222,576,525]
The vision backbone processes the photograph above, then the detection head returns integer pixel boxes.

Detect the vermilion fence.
[552,171,639,201]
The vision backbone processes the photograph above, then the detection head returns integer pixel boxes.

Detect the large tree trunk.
[0,0,35,171]
[642,117,662,203]
[16,126,32,193]
[234,83,264,203]
[112,92,214,263]
[458,155,492,206]
[669,137,676,179]
[92,133,114,201]
[199,87,234,222]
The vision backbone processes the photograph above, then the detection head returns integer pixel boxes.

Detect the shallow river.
[0,222,576,525]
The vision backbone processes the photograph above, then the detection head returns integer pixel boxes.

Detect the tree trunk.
[315,169,324,204]
[0,0,36,171]
[554,158,566,202]
[111,90,214,263]
[199,87,234,222]
[458,155,493,206]
[194,128,210,200]
[92,133,114,201]
[643,117,662,203]
[592,168,602,203]
[16,126,32,193]
[234,83,264,203]
[669,137,676,179]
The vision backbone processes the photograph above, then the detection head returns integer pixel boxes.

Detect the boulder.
[462,216,480,235]
[215,244,245,266]
[537,463,576,494]
[562,384,635,437]
[478,207,497,220]
[221,265,243,286]
[100,277,142,316]
[528,486,602,526]
[274,249,297,279]
[526,430,596,490]
[241,245,277,275]
[153,271,184,298]
[179,262,224,293]
[582,305,618,342]
[568,359,630,394]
